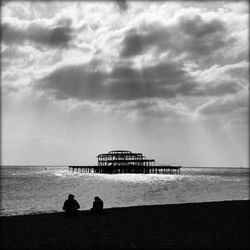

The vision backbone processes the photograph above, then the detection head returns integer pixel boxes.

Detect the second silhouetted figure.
[91,196,104,214]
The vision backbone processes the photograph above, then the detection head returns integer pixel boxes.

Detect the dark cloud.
[115,0,128,12]
[120,30,144,58]
[2,21,72,48]
[2,46,27,59]
[203,81,241,96]
[179,15,225,39]
[178,15,235,56]
[36,61,241,102]
[194,81,242,97]
[120,14,235,60]
[37,65,108,100]
[120,26,166,58]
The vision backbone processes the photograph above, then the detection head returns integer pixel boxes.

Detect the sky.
[1,0,249,167]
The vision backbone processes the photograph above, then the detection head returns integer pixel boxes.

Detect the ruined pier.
[69,150,181,174]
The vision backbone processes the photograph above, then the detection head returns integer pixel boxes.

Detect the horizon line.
[0,164,248,169]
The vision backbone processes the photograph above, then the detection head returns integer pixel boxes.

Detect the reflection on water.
[1,166,249,216]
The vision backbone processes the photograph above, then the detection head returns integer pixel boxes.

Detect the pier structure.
[98,150,155,168]
[69,150,181,174]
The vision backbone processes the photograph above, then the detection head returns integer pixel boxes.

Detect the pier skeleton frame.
[69,150,181,174]
[97,150,155,168]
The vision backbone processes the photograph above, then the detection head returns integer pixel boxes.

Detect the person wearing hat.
[63,194,80,216]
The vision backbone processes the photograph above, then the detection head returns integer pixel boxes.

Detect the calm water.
[1,166,249,216]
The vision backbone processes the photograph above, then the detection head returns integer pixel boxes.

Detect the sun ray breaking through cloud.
[1,1,249,167]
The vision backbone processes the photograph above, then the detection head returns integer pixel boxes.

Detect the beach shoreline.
[1,200,249,249]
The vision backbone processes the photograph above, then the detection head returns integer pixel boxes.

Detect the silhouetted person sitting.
[63,194,80,216]
[91,196,104,214]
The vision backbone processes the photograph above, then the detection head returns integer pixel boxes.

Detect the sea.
[1,166,249,217]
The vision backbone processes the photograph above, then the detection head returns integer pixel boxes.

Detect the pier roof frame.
[108,150,132,154]
[97,150,143,158]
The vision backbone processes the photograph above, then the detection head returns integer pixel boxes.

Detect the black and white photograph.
[1,0,249,249]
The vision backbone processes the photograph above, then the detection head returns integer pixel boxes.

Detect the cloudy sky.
[2,1,249,167]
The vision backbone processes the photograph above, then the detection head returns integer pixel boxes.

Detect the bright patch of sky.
[1,1,249,167]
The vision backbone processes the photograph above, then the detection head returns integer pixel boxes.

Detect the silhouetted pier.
[68,165,181,174]
[69,150,181,174]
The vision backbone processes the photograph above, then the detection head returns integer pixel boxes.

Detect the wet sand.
[1,200,249,249]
